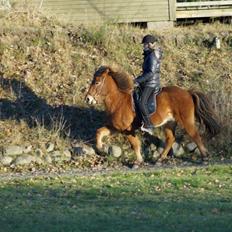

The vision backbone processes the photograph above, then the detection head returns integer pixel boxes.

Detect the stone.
[214,37,221,49]
[5,146,24,156]
[44,155,53,164]
[0,147,3,155]
[63,149,72,160]
[182,161,191,166]
[14,155,34,166]
[194,148,201,156]
[23,145,32,154]
[32,156,44,165]
[122,144,128,150]
[61,155,71,162]
[108,145,122,158]
[46,142,55,153]
[53,156,66,163]
[152,150,160,161]
[0,156,13,166]
[50,156,62,163]
[172,142,180,154]
[157,147,164,154]
[155,161,163,167]
[50,150,71,163]
[186,143,197,152]
[73,147,84,156]
[175,146,185,158]
[50,150,61,157]
[35,149,44,157]
[73,145,95,156]
[83,146,95,155]
[149,144,157,152]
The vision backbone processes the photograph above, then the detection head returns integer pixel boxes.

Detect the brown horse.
[85,65,220,164]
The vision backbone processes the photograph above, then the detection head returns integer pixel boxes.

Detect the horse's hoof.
[202,158,209,165]
[202,156,209,163]
[202,161,209,166]
[96,145,102,151]
[132,161,143,169]
[157,157,167,164]
[96,144,109,154]
[132,164,140,169]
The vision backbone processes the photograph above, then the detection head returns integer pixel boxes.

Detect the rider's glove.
[134,79,140,88]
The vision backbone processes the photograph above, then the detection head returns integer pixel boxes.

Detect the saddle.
[133,87,162,116]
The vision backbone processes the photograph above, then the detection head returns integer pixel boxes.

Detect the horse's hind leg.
[159,122,176,162]
[96,126,112,150]
[182,118,208,161]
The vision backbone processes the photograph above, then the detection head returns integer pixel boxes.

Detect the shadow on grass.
[0,183,231,232]
[0,77,106,142]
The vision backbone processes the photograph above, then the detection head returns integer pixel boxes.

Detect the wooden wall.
[14,0,175,24]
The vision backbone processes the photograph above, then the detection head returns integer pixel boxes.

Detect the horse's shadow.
[0,77,174,161]
[0,77,106,143]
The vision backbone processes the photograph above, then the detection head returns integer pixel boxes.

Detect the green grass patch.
[0,164,232,232]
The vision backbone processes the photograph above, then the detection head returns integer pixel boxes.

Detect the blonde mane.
[95,65,134,93]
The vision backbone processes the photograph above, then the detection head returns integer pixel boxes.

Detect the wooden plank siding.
[15,0,175,24]
[4,1,232,25]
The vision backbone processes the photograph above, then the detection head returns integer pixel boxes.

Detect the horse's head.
[85,66,111,105]
[85,65,134,105]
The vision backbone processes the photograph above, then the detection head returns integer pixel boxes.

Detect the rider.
[134,34,162,134]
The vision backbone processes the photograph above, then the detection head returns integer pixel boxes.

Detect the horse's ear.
[102,68,110,76]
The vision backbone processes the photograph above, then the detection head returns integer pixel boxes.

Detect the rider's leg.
[138,86,154,130]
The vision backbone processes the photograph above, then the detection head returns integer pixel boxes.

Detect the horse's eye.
[95,81,100,85]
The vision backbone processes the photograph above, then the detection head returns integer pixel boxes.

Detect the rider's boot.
[141,115,154,135]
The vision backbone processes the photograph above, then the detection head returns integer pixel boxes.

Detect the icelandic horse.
[85,66,220,165]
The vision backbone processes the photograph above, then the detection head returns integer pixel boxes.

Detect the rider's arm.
[135,57,157,84]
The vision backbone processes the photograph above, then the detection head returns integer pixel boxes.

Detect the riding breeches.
[138,86,157,117]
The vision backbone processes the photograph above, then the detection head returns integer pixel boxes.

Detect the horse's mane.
[95,65,133,93]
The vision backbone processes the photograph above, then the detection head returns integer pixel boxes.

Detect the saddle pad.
[133,87,162,116]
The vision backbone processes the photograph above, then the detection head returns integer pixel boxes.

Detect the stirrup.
[141,123,153,135]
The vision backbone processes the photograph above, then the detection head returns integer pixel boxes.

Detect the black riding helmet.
[141,34,158,44]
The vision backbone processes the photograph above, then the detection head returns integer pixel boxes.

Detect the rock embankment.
[0,142,200,167]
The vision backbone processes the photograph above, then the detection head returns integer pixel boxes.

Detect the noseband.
[91,76,106,100]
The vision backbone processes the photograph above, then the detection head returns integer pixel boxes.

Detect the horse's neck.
[104,90,132,115]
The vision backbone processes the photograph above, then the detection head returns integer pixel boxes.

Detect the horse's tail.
[189,90,220,137]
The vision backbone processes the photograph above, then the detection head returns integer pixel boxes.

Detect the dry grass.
[0,9,231,159]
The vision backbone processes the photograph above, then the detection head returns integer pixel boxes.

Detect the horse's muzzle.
[85,95,97,105]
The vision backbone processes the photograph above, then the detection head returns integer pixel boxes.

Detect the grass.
[0,164,232,232]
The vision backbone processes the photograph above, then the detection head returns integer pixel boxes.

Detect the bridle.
[91,76,106,100]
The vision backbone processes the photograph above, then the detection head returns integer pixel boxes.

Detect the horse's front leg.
[127,133,143,164]
[96,126,112,151]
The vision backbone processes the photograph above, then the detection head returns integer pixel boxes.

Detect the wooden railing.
[176,0,232,18]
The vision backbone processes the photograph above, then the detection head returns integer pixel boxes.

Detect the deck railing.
[176,0,232,18]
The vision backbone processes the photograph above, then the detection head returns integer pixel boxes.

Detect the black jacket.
[135,48,162,88]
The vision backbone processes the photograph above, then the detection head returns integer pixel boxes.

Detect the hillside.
[0,10,231,170]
